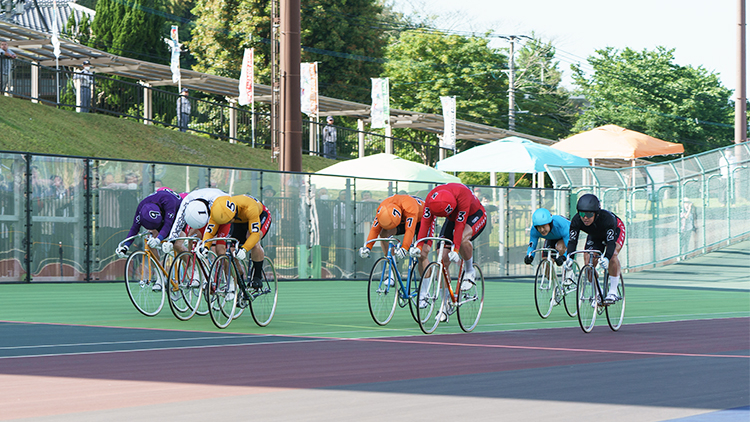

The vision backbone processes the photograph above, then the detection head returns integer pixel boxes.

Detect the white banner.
[51,0,60,58]
[238,48,254,106]
[370,77,390,129]
[440,96,456,150]
[166,25,180,84]
[300,62,318,116]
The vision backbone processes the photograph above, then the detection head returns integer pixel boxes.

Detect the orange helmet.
[376,204,402,230]
[211,196,237,225]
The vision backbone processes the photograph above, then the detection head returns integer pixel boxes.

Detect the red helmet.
[426,189,456,217]
[376,204,402,230]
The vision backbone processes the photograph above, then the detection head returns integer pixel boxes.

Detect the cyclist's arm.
[364,217,382,250]
[527,229,540,257]
[167,199,190,241]
[201,218,221,248]
[415,208,434,249]
[240,217,262,252]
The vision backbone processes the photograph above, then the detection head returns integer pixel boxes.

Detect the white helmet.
[184,201,209,229]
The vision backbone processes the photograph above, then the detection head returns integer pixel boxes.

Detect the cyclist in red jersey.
[415,183,487,292]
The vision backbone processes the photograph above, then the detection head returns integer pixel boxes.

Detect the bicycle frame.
[118,233,176,290]
[365,237,418,301]
[417,236,465,306]
[569,249,607,302]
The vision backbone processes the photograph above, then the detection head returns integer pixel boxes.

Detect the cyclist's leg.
[459,209,486,289]
[379,227,397,255]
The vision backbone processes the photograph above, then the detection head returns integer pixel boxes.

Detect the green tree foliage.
[513,37,576,140]
[572,46,734,155]
[91,0,168,62]
[189,0,388,103]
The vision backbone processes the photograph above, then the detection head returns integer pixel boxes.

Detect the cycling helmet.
[426,189,457,216]
[376,204,402,230]
[138,203,163,230]
[532,208,553,227]
[577,193,601,212]
[184,200,209,229]
[211,196,237,225]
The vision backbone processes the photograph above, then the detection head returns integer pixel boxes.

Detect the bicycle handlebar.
[569,249,602,259]
[531,248,561,258]
[117,232,149,248]
[365,237,400,247]
[414,236,454,247]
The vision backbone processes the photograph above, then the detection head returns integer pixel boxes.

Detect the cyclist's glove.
[234,247,247,261]
[116,244,128,258]
[598,257,609,270]
[394,247,407,260]
[358,246,370,259]
[555,255,565,266]
[195,244,209,259]
[564,257,574,271]
[409,246,421,258]
[523,254,534,265]
[146,236,161,249]
[448,250,461,263]
[161,241,173,254]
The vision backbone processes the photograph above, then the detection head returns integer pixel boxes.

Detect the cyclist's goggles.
[578,211,595,218]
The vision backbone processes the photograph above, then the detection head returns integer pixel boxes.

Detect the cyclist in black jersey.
[565,193,626,303]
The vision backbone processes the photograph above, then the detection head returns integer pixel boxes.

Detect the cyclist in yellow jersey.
[203,194,273,289]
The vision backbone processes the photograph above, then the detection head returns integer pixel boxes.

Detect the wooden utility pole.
[279,0,302,172]
[736,0,747,144]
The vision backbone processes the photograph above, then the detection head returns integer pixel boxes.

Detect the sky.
[392,0,745,94]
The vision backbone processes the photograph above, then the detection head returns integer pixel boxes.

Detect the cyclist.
[163,188,230,257]
[524,208,574,284]
[415,183,487,292]
[565,193,626,303]
[358,194,431,281]
[203,194,272,290]
[115,187,183,259]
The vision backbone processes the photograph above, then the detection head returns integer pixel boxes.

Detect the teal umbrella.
[436,136,589,173]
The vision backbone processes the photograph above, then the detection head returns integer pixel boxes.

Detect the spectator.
[73,60,94,113]
[322,116,337,159]
[177,88,191,132]
[360,190,376,202]
[315,187,332,264]
[0,40,16,94]
[680,198,697,255]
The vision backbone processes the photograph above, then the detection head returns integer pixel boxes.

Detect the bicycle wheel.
[195,250,217,317]
[417,262,445,334]
[576,265,598,333]
[534,259,555,319]
[563,261,579,318]
[406,260,421,324]
[457,264,484,332]
[125,250,165,317]
[367,257,398,325]
[249,257,278,327]
[206,255,238,329]
[167,251,203,321]
[605,275,626,331]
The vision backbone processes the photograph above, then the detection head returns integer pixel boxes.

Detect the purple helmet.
[138,203,163,230]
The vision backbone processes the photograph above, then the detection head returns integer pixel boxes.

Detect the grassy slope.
[0,95,333,173]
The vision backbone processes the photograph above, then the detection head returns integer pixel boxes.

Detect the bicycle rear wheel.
[563,261,579,318]
[367,257,398,325]
[534,259,555,319]
[206,255,238,329]
[417,262,445,334]
[605,275,626,331]
[195,251,217,317]
[125,250,165,317]
[249,257,278,327]
[576,265,598,333]
[457,264,484,332]
[167,251,203,321]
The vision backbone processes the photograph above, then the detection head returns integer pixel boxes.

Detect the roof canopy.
[552,125,684,160]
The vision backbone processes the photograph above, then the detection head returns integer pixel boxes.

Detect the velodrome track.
[0,241,748,421]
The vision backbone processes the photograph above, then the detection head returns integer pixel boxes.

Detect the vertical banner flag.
[440,96,456,150]
[300,62,318,116]
[167,25,180,83]
[238,48,254,106]
[51,0,61,58]
[370,77,390,129]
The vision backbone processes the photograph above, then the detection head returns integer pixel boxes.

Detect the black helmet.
[577,193,600,212]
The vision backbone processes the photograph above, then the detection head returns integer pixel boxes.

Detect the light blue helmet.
[532,208,552,227]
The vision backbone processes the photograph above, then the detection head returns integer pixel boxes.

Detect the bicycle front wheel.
[534,259,555,319]
[167,251,203,321]
[367,257,398,325]
[125,250,165,317]
[563,261,579,318]
[206,255,238,329]
[249,257,278,327]
[576,265,598,333]
[417,262,445,334]
[605,275,625,331]
[406,259,421,324]
[457,264,484,332]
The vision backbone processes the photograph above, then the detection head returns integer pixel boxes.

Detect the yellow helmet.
[211,196,237,225]
[376,204,402,230]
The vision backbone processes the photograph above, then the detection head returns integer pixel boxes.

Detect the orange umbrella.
[552,125,684,161]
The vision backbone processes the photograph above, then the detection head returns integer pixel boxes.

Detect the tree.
[382,30,509,164]
[188,0,389,103]
[572,46,734,156]
[91,0,168,62]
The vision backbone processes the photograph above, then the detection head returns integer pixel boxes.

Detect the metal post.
[24,154,31,283]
